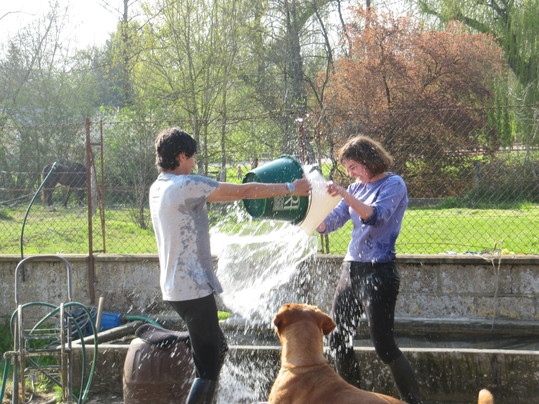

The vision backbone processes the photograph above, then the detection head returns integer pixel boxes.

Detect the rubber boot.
[334,347,361,388]
[186,378,218,404]
[388,354,424,404]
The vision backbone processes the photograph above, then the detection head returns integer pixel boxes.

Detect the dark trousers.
[329,261,402,364]
[167,294,228,380]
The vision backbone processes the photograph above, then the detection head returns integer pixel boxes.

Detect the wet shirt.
[149,173,221,301]
[319,173,408,263]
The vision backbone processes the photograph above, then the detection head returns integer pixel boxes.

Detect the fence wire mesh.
[1,106,538,256]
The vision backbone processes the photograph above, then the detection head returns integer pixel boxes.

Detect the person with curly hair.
[316,135,423,404]
[150,127,311,404]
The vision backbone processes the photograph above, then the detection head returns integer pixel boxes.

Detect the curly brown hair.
[155,127,197,171]
[338,135,393,176]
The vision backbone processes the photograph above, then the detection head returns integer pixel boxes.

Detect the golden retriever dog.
[268,303,495,404]
[478,389,494,404]
[268,303,406,404]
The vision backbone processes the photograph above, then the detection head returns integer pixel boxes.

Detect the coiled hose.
[0,301,99,403]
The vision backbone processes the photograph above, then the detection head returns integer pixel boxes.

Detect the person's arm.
[207,177,310,203]
[326,182,374,220]
[316,194,351,234]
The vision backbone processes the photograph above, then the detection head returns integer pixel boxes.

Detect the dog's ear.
[273,310,286,331]
[318,311,336,335]
[273,312,281,328]
[273,304,296,333]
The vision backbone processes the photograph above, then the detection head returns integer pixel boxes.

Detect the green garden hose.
[20,161,59,259]
[0,358,8,403]
[123,315,162,327]
[1,301,99,404]
[0,307,163,402]
[20,302,99,402]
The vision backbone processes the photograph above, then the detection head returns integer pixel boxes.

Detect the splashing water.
[211,215,318,323]
[210,204,319,402]
[210,165,337,324]
[216,356,276,404]
[207,170,333,402]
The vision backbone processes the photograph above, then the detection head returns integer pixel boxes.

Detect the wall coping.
[1,253,537,265]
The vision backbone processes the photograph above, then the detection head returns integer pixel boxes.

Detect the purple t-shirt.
[319,173,408,263]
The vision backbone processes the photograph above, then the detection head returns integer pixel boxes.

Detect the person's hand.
[327,182,346,198]
[316,221,327,233]
[292,177,311,196]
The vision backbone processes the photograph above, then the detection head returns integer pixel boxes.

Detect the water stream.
[213,220,318,321]
[210,209,319,403]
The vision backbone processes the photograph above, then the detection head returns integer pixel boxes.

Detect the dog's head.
[273,303,336,336]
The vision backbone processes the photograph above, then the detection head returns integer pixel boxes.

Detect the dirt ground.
[83,393,124,403]
[1,391,124,404]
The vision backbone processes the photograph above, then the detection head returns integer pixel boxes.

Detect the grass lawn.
[306,204,538,255]
[0,206,157,255]
[0,204,537,255]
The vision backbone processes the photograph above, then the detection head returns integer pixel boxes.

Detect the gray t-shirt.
[149,173,220,301]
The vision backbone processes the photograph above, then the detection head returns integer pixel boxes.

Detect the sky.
[0,0,123,49]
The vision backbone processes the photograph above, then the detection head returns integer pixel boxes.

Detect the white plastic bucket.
[298,169,342,235]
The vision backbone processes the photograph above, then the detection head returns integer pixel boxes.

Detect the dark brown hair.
[155,127,197,171]
[338,135,393,176]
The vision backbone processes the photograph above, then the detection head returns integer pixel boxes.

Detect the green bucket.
[242,155,309,224]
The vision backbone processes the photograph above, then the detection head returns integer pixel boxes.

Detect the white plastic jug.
[298,169,342,235]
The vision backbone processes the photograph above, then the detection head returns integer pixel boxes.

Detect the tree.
[101,106,160,229]
[410,0,539,145]
[317,6,507,196]
[0,3,97,195]
[133,0,249,175]
[244,0,344,160]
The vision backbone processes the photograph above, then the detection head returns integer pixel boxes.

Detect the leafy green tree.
[114,0,350,170]
[410,0,539,145]
[243,0,343,160]
[133,0,265,175]
[0,4,97,194]
[100,106,160,229]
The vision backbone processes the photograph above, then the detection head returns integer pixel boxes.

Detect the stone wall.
[3,254,536,404]
[74,342,539,403]
[301,254,539,328]
[1,254,537,331]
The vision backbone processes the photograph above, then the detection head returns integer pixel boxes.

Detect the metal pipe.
[95,296,105,334]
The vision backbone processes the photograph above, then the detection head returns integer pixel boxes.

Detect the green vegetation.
[323,204,538,255]
[218,312,230,321]
[1,317,13,390]
[0,206,156,255]
[0,204,537,256]
[0,317,12,359]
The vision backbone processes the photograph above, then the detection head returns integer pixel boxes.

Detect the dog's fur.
[268,303,495,404]
[478,388,494,404]
[268,303,406,404]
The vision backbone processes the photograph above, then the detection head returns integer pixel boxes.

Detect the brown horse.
[41,163,86,208]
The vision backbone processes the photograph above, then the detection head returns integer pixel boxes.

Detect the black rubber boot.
[186,378,218,404]
[388,354,423,404]
[334,347,361,388]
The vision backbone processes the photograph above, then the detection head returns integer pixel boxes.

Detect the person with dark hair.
[316,135,423,404]
[149,127,311,404]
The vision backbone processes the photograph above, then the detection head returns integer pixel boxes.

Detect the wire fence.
[0,105,538,256]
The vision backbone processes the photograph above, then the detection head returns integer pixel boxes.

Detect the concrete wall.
[3,254,537,403]
[74,343,539,404]
[1,254,538,330]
